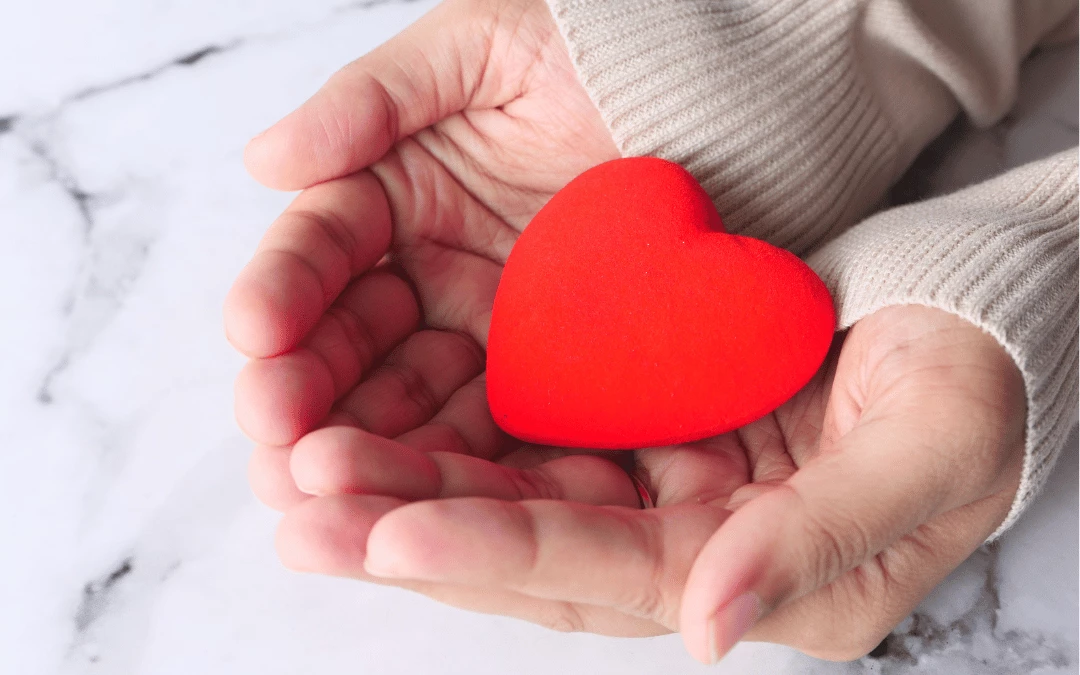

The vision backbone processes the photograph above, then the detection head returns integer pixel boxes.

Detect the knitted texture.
[547,0,1079,536]
[809,150,1079,539]
[548,0,898,256]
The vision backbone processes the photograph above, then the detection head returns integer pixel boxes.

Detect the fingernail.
[707,592,762,663]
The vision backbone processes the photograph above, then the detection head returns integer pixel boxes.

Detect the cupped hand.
[269,305,1025,663]
[225,0,618,461]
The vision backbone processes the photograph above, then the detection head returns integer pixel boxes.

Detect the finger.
[402,582,669,637]
[245,0,498,190]
[725,412,798,510]
[362,498,728,628]
[248,444,310,512]
[677,415,985,665]
[276,494,667,637]
[633,436,749,508]
[394,233,504,348]
[234,270,418,446]
[290,426,639,506]
[302,271,421,399]
[334,330,485,438]
[290,428,440,501]
[276,493,406,574]
[224,171,393,357]
[396,374,514,460]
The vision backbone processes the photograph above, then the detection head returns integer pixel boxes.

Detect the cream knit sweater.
[547,0,1079,539]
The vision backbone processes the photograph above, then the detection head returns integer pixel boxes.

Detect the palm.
[228,0,616,451]
[364,0,619,344]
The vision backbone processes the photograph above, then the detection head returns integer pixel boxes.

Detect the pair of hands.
[224,0,1026,663]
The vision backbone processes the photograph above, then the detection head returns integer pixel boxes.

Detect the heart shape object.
[486,157,835,449]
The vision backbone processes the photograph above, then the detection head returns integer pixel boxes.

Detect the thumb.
[245,0,494,190]
[678,412,981,664]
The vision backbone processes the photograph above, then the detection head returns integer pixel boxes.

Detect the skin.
[224,0,1027,663]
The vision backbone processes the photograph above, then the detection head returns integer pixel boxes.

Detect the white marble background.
[0,2,1076,673]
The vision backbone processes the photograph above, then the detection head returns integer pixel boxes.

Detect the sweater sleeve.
[546,0,1076,254]
[547,0,1079,537]
[808,150,1078,539]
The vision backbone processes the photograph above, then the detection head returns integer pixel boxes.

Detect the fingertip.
[224,251,325,358]
[235,350,336,446]
[248,444,310,512]
[362,503,432,578]
[289,430,336,497]
[364,499,497,580]
[291,426,442,500]
[243,106,313,191]
[243,129,287,189]
[534,455,641,507]
[705,592,764,664]
[276,494,405,575]
[245,76,394,191]
[678,492,785,664]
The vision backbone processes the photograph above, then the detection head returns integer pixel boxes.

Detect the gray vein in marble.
[68,42,242,105]
[9,4,435,413]
[60,442,251,672]
[37,355,70,405]
[862,546,1070,673]
[6,0,423,131]
[335,0,428,14]
[27,139,96,235]
[17,128,156,408]
[75,558,135,635]
[17,134,108,405]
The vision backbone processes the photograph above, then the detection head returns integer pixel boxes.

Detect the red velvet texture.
[486,157,836,449]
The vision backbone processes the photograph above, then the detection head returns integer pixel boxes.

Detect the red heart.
[486,158,835,449]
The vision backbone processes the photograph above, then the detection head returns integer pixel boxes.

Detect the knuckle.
[325,304,377,368]
[314,83,361,162]
[506,502,543,581]
[385,361,440,419]
[622,516,672,622]
[511,468,561,500]
[299,207,358,270]
[789,493,873,592]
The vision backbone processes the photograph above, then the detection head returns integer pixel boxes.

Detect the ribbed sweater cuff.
[807,150,1080,540]
[547,0,899,256]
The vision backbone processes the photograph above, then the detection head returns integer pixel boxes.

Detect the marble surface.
[0,2,1076,673]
